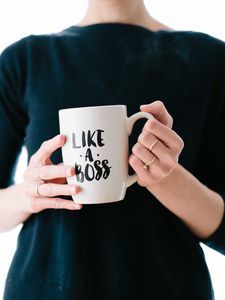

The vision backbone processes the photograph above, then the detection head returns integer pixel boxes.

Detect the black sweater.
[1,23,225,300]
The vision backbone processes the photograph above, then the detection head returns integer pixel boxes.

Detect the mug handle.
[126,111,154,188]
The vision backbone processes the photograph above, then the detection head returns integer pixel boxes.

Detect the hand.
[22,134,82,213]
[129,101,184,187]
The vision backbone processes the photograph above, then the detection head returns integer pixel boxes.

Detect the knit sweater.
[1,23,225,300]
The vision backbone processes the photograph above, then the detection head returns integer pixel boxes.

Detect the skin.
[77,0,172,31]
[0,1,224,239]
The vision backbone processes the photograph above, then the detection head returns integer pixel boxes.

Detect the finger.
[30,197,82,213]
[49,177,67,184]
[29,134,66,165]
[38,165,75,180]
[144,119,184,152]
[138,131,160,157]
[55,162,67,182]
[43,162,69,184]
[133,139,177,176]
[36,182,80,198]
[24,164,75,181]
[132,142,158,165]
[138,131,170,158]
[140,100,173,128]
[129,154,160,183]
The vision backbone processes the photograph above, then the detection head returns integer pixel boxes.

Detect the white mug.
[58,105,154,204]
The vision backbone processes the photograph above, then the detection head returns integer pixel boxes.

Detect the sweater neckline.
[65,22,174,35]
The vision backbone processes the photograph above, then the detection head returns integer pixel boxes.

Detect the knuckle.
[132,143,142,154]
[178,137,185,149]
[147,119,157,131]
[155,100,165,109]
[174,137,184,152]
[138,131,148,145]
[129,154,138,167]
[169,116,173,128]
[129,155,135,165]
[137,179,145,187]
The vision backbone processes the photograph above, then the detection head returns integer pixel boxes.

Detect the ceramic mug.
[58,105,154,204]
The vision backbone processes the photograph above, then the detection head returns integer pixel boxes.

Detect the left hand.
[129,100,184,187]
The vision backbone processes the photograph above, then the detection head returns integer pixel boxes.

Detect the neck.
[77,0,171,32]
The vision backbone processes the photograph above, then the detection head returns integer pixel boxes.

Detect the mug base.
[71,196,125,205]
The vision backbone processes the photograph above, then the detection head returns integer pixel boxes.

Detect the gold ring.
[149,138,159,152]
[143,163,149,170]
[143,155,156,170]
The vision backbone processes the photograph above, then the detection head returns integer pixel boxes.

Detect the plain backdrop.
[0,0,224,299]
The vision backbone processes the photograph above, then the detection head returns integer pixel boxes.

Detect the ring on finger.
[143,155,156,170]
[149,138,159,152]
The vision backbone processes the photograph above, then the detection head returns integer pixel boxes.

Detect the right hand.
[22,134,82,213]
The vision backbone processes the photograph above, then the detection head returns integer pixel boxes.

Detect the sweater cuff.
[200,193,225,256]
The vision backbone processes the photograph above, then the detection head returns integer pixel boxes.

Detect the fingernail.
[70,186,80,194]
[59,134,66,142]
[70,186,76,193]
[67,167,74,177]
[58,134,64,138]
[74,203,82,209]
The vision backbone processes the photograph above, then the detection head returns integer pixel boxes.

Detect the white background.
[0,0,224,299]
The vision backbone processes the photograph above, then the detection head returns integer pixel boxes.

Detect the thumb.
[140,100,172,128]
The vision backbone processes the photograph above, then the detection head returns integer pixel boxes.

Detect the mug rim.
[58,104,126,113]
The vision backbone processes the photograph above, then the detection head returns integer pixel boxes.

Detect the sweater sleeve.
[193,37,225,255]
[199,103,225,256]
[0,40,29,189]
